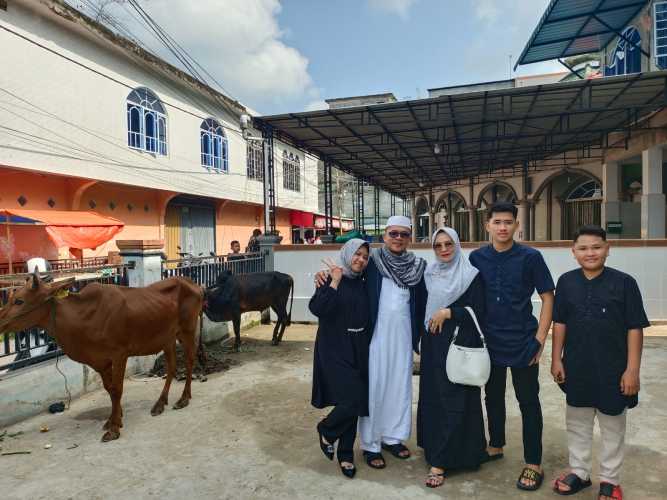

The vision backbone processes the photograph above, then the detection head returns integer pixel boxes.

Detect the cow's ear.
[32,270,41,290]
[48,277,75,296]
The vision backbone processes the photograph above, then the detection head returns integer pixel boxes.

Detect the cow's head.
[203,270,236,322]
[214,269,233,288]
[0,271,74,334]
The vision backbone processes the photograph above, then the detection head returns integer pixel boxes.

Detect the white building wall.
[0,0,318,213]
[275,244,667,322]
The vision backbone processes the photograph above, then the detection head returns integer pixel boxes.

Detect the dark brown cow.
[0,273,204,442]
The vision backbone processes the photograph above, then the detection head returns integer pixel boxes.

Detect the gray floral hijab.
[338,238,369,279]
[424,227,478,323]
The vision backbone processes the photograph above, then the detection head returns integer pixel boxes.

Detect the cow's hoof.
[150,403,165,416]
[271,339,279,346]
[173,398,190,410]
[101,430,120,442]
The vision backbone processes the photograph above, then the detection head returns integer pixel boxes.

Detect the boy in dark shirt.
[551,225,649,500]
[469,201,555,491]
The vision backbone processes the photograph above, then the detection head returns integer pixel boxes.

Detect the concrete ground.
[1,324,666,500]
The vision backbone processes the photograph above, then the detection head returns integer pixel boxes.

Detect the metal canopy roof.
[256,71,667,197]
[515,0,649,67]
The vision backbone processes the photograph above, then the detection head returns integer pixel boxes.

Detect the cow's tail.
[197,290,208,372]
[286,277,294,327]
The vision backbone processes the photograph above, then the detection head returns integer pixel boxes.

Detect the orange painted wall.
[216,202,292,253]
[77,182,162,257]
[0,167,294,263]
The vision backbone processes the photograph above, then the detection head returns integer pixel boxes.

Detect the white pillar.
[411,198,418,243]
[602,161,622,238]
[602,161,621,237]
[641,146,666,239]
[518,201,529,241]
[469,210,477,241]
[117,240,164,288]
[428,211,434,237]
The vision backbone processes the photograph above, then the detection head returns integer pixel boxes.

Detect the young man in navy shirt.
[551,225,648,500]
[469,201,554,491]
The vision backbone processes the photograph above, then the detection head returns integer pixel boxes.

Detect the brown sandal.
[425,469,446,488]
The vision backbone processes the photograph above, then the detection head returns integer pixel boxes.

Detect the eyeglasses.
[387,230,411,239]
[433,242,455,250]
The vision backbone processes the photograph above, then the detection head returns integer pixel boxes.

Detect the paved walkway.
[1,324,666,499]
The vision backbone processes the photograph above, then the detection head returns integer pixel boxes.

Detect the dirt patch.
[150,341,240,379]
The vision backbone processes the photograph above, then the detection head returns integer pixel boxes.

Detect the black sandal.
[516,467,544,491]
[363,451,386,469]
[381,442,411,459]
[481,451,504,463]
[317,425,334,461]
[553,472,592,496]
[339,461,356,479]
[425,469,446,488]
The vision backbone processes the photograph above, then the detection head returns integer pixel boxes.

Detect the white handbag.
[445,306,491,387]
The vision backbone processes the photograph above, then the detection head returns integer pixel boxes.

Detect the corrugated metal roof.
[257,71,667,196]
[516,0,649,67]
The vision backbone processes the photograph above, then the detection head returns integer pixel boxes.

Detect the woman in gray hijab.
[416,228,488,488]
[310,238,371,479]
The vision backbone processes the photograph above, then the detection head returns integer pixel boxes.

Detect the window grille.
[247,140,264,181]
[655,3,667,69]
[126,88,167,155]
[605,26,641,76]
[282,151,301,192]
[200,118,228,173]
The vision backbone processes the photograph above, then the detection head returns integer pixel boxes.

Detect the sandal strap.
[521,467,542,481]
[560,473,587,488]
[599,482,622,499]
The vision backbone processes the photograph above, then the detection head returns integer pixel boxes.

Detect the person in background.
[551,225,649,500]
[469,201,555,492]
[417,227,488,488]
[246,229,262,253]
[310,239,371,479]
[227,240,245,274]
[229,240,241,255]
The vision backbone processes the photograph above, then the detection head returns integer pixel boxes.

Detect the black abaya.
[310,276,370,416]
[417,274,488,469]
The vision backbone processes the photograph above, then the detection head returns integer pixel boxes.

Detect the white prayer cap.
[386,215,412,229]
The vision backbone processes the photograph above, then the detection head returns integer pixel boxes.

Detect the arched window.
[126,87,167,155]
[200,118,228,172]
[282,151,301,192]
[475,183,517,241]
[566,179,602,200]
[435,191,469,241]
[605,26,641,76]
[247,140,264,181]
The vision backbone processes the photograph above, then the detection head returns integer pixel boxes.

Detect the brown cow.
[0,272,203,442]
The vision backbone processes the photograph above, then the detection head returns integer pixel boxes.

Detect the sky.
[87,0,564,116]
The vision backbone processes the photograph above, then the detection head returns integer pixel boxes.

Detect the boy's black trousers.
[484,363,543,465]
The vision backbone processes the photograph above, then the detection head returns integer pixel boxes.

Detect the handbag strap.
[451,306,486,347]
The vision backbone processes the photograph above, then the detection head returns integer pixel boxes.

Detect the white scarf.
[424,227,479,324]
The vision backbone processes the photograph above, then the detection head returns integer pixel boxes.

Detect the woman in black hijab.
[310,238,371,478]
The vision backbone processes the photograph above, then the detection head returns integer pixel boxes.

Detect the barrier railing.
[161,252,265,287]
[0,257,110,275]
[0,264,131,373]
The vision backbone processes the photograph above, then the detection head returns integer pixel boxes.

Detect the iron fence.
[161,252,266,287]
[0,257,110,275]
[0,264,130,373]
